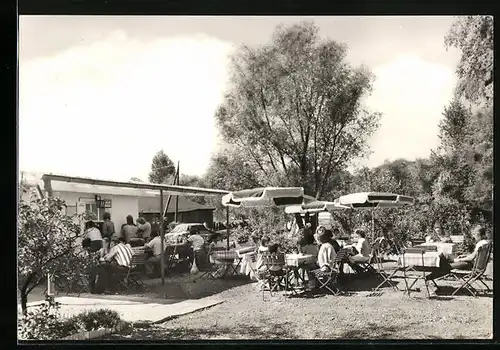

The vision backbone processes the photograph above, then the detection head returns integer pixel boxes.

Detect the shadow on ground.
[102,322,298,340]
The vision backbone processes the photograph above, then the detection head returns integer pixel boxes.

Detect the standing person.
[101,212,115,245]
[121,215,138,243]
[136,217,152,242]
[84,220,103,252]
[184,232,207,269]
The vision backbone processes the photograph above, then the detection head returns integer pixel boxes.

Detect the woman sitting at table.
[305,230,337,291]
[342,229,371,274]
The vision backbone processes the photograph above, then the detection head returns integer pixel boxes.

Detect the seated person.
[256,243,283,279]
[433,221,453,243]
[94,236,134,294]
[306,230,337,290]
[144,231,166,277]
[258,236,270,253]
[326,228,341,253]
[342,229,371,273]
[426,225,490,283]
[299,227,319,257]
[84,220,103,252]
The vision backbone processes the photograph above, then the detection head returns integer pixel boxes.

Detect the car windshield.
[170,224,189,233]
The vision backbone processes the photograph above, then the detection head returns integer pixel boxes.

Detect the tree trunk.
[20,288,28,315]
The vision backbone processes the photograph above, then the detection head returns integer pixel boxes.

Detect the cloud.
[362,54,456,167]
[19,30,235,181]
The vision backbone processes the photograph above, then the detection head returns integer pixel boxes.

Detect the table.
[397,251,444,297]
[285,253,315,267]
[399,251,443,268]
[416,242,456,255]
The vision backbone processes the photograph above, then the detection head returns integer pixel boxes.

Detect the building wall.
[52,191,139,230]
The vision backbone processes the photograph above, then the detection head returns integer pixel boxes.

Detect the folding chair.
[312,264,341,295]
[260,252,287,300]
[197,251,221,280]
[118,254,146,293]
[373,245,400,292]
[447,244,492,297]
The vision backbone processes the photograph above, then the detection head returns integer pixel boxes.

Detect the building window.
[85,203,108,221]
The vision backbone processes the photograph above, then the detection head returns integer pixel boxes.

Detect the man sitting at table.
[144,231,166,277]
[425,225,490,285]
[98,236,134,293]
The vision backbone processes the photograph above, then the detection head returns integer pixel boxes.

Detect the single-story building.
[20,171,224,231]
[138,196,215,228]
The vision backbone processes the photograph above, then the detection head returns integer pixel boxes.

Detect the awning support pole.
[226,206,230,250]
[160,189,165,286]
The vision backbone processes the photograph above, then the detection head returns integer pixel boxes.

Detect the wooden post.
[174,161,180,223]
[163,165,180,222]
[160,190,165,285]
[226,206,230,250]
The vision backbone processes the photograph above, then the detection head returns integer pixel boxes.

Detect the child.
[258,236,270,253]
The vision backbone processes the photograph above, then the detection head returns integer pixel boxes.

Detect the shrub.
[233,226,251,244]
[18,297,64,340]
[18,295,124,340]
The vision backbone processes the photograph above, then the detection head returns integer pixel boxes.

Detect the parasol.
[284,200,350,214]
[335,192,415,237]
[222,187,304,208]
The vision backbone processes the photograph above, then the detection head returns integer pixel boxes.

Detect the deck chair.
[447,243,492,297]
[260,252,287,300]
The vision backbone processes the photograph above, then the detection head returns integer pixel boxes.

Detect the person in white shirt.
[144,231,166,277]
[184,233,208,269]
[136,217,152,242]
[84,221,103,252]
[426,225,490,284]
[348,229,370,264]
[304,230,337,291]
[98,236,134,293]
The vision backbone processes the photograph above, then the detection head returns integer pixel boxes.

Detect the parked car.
[165,223,213,244]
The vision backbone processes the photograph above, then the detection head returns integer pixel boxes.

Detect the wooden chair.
[260,252,287,300]
[447,243,492,297]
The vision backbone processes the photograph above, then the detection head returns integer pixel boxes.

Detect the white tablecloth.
[398,252,442,267]
[285,254,315,267]
[239,251,257,279]
[417,242,456,255]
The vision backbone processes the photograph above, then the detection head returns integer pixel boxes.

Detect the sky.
[19,16,461,182]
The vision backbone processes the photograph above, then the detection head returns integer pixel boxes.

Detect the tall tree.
[215,22,381,198]
[445,15,493,106]
[148,149,176,184]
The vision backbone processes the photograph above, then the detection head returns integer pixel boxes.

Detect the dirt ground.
[102,271,493,340]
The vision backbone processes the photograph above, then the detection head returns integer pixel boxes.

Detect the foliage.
[18,296,64,340]
[233,226,252,244]
[18,296,124,340]
[215,21,381,198]
[203,148,261,191]
[18,197,91,313]
[148,149,176,184]
[445,15,493,106]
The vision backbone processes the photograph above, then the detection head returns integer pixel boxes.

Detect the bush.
[233,226,251,244]
[18,298,64,340]
[18,296,123,340]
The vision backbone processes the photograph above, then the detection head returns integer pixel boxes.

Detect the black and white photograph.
[17,15,493,341]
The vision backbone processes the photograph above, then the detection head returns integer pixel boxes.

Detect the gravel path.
[102,276,493,340]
